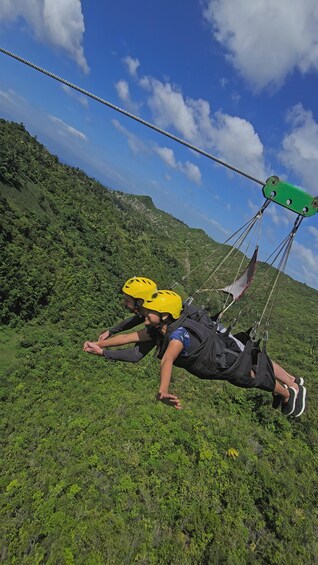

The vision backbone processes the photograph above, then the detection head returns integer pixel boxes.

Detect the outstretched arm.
[156,340,183,409]
[99,314,143,341]
[83,328,152,356]
[97,328,151,348]
[103,340,155,363]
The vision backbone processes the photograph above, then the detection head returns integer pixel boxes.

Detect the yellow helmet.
[143,290,182,320]
[122,277,157,302]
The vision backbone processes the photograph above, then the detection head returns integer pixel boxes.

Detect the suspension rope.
[240,230,293,307]
[219,227,259,314]
[175,217,255,286]
[222,205,264,314]
[192,199,271,296]
[0,46,265,187]
[171,198,271,292]
[225,200,266,294]
[225,219,302,331]
[257,215,304,330]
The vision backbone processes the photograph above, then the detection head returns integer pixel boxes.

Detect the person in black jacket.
[97,276,158,363]
[100,276,157,339]
[84,290,306,418]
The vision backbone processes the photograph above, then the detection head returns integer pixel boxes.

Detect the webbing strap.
[257,215,303,330]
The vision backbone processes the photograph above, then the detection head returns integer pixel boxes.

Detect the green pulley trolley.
[263,176,318,217]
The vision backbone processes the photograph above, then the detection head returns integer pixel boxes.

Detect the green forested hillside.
[1,119,317,564]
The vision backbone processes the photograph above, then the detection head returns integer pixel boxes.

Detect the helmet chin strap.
[157,314,171,331]
[132,298,143,312]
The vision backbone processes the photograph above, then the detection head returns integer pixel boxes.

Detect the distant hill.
[0,119,217,328]
[1,118,317,334]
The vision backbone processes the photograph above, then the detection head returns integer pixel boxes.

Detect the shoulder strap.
[157,312,213,359]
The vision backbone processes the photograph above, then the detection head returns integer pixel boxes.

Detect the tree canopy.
[1,118,317,564]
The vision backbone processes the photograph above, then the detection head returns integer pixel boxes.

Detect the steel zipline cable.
[0,46,265,187]
[2,47,311,335]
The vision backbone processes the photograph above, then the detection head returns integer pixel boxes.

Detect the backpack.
[183,302,214,329]
[157,314,275,391]
[156,315,241,378]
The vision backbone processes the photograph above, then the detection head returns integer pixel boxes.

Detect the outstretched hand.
[156,392,182,409]
[83,341,103,355]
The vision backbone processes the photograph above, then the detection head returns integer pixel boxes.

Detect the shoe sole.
[294,386,307,417]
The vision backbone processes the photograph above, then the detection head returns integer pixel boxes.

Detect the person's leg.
[273,371,306,416]
[272,361,299,393]
[274,380,290,399]
[249,358,305,416]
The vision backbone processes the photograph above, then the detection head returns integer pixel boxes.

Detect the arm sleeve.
[102,340,155,363]
[109,314,144,335]
[169,327,190,346]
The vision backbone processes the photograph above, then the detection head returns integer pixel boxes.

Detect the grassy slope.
[1,119,318,564]
[0,327,22,373]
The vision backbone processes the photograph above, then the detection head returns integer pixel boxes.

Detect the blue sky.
[0,0,318,289]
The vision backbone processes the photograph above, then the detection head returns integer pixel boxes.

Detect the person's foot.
[294,376,304,386]
[292,384,306,417]
[281,387,297,416]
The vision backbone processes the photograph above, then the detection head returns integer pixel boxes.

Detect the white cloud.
[0,86,124,188]
[308,225,318,247]
[212,112,267,180]
[247,197,294,233]
[183,161,202,184]
[0,0,89,73]
[247,199,260,215]
[115,80,130,103]
[61,84,88,107]
[279,104,318,193]
[203,0,318,90]
[219,77,228,88]
[123,56,140,77]
[231,93,240,103]
[290,240,318,287]
[139,76,150,90]
[154,145,202,184]
[0,88,25,105]
[115,79,140,113]
[140,75,267,179]
[112,118,206,174]
[141,77,198,140]
[49,115,87,140]
[154,146,177,168]
[266,204,289,227]
[112,118,148,154]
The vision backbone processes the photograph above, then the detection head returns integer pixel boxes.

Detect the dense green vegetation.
[1,118,317,564]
